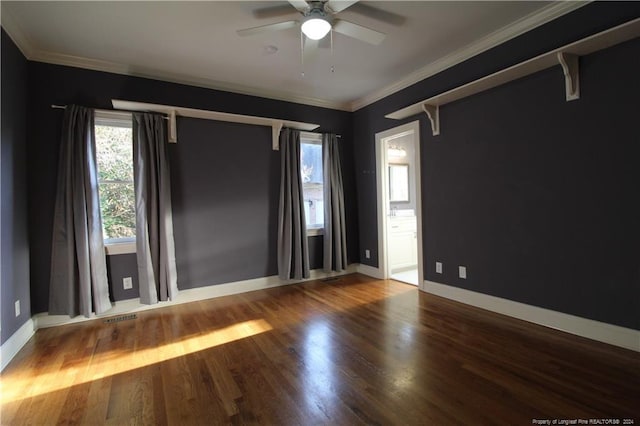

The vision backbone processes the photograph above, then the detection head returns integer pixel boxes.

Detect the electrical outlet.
[458,266,467,279]
[15,300,20,317]
[123,277,133,290]
[435,262,443,274]
[365,249,370,259]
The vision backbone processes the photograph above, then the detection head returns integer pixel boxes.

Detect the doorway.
[375,121,423,288]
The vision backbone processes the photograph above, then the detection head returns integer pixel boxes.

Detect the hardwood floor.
[1,274,638,425]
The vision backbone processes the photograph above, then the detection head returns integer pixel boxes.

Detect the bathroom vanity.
[387,214,417,272]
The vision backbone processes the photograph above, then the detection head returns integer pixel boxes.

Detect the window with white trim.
[300,134,324,233]
[94,111,135,244]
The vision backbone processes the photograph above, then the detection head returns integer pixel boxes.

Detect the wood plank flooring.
[1,274,638,425]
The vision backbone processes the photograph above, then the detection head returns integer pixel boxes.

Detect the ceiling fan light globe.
[301,18,331,40]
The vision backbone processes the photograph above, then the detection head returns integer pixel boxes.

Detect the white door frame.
[375,120,424,289]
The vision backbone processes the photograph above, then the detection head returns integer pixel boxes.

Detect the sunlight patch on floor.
[0,319,272,404]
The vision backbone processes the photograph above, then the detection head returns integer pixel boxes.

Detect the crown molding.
[1,5,350,113]
[349,1,590,111]
[28,50,352,111]
[3,1,588,113]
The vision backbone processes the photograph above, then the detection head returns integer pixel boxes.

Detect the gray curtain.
[49,105,112,317]
[323,133,347,272]
[278,128,310,280]
[133,113,178,304]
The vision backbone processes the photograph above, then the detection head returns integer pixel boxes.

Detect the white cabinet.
[387,217,417,272]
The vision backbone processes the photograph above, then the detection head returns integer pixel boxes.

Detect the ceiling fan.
[237,0,404,46]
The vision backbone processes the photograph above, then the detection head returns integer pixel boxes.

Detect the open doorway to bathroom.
[375,121,423,288]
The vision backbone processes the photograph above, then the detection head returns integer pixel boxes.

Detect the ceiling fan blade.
[325,0,359,13]
[348,3,406,26]
[252,5,299,20]
[236,20,299,37]
[288,0,309,12]
[333,19,386,45]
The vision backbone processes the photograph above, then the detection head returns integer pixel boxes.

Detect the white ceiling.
[1,1,584,111]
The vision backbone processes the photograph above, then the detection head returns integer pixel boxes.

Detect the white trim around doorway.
[375,120,424,290]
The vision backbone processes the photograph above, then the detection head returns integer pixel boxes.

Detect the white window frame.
[300,132,324,236]
[94,110,137,255]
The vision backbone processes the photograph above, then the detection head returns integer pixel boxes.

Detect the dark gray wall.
[106,254,139,301]
[171,119,279,288]
[27,63,356,314]
[171,118,328,288]
[1,30,32,343]
[353,2,640,330]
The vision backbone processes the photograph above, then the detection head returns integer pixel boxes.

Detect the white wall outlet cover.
[123,277,133,290]
[365,249,371,259]
[459,266,467,279]
[436,262,443,274]
[15,300,20,317]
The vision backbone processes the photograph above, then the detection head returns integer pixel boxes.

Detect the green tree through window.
[95,114,135,241]
[301,137,324,230]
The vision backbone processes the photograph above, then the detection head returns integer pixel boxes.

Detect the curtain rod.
[51,104,169,120]
[51,105,340,136]
[299,129,342,138]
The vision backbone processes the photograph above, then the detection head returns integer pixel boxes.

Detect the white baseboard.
[423,280,640,352]
[20,269,636,368]
[1,318,35,371]
[356,263,383,279]
[35,265,358,329]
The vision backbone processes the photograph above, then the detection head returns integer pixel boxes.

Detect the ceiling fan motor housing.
[237,0,387,46]
[302,1,333,40]
[304,1,332,20]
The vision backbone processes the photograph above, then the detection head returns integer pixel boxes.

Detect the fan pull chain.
[300,31,305,77]
[330,29,335,74]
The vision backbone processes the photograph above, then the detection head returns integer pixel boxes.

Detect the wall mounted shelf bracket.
[421,104,440,136]
[272,121,284,150]
[557,52,580,101]
[384,18,640,135]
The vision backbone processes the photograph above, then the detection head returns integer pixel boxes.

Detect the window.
[300,134,324,233]
[94,111,135,244]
